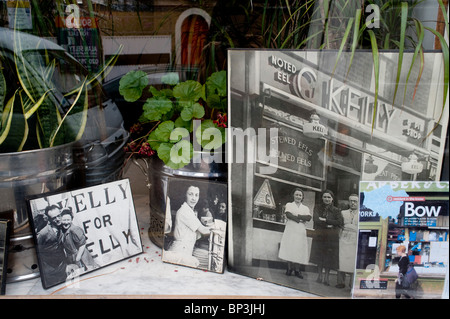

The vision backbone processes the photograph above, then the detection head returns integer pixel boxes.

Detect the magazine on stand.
[227,49,449,297]
[353,181,449,299]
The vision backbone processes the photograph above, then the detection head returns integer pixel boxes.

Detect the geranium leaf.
[173,80,203,102]
[119,70,148,102]
[205,70,227,97]
[174,116,192,132]
[153,120,175,142]
[181,102,205,121]
[195,119,225,149]
[161,72,180,86]
[142,96,173,121]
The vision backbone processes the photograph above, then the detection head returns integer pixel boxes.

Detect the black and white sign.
[27,179,142,289]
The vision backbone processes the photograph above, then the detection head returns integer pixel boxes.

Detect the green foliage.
[0,26,120,152]
[120,70,227,169]
[119,70,149,102]
[205,0,448,136]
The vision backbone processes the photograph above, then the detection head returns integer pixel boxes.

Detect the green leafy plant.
[120,70,227,169]
[206,0,448,136]
[0,25,120,153]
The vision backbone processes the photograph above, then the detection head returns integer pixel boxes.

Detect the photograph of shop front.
[227,49,448,297]
[353,181,448,299]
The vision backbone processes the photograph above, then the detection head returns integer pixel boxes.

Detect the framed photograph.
[162,178,227,273]
[27,179,143,289]
[227,49,448,297]
[353,181,449,299]
[0,217,11,295]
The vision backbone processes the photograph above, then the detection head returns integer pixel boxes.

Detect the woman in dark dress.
[309,190,343,286]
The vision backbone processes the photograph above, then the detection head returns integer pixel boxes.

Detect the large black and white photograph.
[27,179,143,289]
[162,178,227,273]
[227,49,448,297]
[0,218,11,295]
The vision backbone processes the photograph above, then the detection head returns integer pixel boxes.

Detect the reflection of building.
[228,50,448,295]
[93,1,215,78]
[0,1,217,80]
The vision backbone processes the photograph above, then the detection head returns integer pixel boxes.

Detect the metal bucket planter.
[0,143,75,282]
[134,152,227,248]
[73,127,129,187]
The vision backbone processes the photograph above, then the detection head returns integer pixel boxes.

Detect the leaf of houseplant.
[423,26,449,137]
[332,17,354,76]
[142,96,173,121]
[119,70,149,102]
[345,8,362,79]
[0,67,5,114]
[161,72,180,86]
[206,94,227,111]
[147,130,162,152]
[156,140,193,169]
[180,102,205,121]
[174,116,193,132]
[50,78,89,147]
[368,29,379,133]
[391,2,408,106]
[205,70,227,97]
[170,127,190,143]
[168,140,193,168]
[149,86,174,99]
[195,119,225,149]
[153,120,175,142]
[0,90,28,152]
[403,19,424,104]
[173,80,203,102]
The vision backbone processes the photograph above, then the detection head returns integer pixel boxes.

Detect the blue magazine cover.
[353,181,449,299]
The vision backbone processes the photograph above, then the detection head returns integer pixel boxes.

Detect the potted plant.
[120,69,227,168]
[118,69,227,247]
[0,26,124,282]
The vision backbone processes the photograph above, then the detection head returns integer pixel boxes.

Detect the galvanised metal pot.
[0,142,75,282]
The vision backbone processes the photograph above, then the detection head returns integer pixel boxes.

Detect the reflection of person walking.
[395,245,414,299]
[278,188,311,279]
[336,194,359,289]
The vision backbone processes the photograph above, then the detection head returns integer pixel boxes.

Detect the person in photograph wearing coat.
[278,188,312,279]
[336,194,359,289]
[309,190,343,286]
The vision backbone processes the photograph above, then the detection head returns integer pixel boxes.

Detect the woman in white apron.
[279,188,312,279]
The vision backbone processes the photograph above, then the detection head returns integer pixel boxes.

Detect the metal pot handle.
[131,157,151,189]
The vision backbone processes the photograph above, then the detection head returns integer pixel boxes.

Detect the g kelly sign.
[27,179,142,289]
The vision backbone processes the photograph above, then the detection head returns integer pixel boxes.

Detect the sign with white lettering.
[55,4,102,72]
[27,179,142,289]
